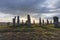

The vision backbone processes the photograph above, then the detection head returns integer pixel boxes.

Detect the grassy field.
[0,24,59,32]
[0,24,55,31]
[0,24,60,40]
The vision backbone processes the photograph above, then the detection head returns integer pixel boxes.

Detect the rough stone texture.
[39,17,41,25]
[12,16,16,27]
[17,16,20,27]
[12,18,15,26]
[42,20,44,24]
[27,15,31,26]
[53,16,59,28]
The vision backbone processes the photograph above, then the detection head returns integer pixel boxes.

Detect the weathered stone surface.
[17,16,20,27]
[53,16,59,28]
[12,16,16,27]
[13,18,15,26]
[27,15,31,26]
[42,20,44,24]
[39,17,41,25]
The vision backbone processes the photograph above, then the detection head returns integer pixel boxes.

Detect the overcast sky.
[0,0,60,22]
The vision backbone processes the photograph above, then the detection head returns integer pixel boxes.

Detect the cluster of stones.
[39,18,51,25]
[12,14,60,28]
[12,14,31,27]
[12,16,20,27]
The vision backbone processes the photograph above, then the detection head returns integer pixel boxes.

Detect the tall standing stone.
[15,16,16,19]
[53,16,59,28]
[42,20,44,24]
[39,17,41,25]
[17,16,20,27]
[27,15,31,26]
[12,18,15,26]
[12,16,16,27]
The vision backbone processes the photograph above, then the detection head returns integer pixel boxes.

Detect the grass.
[0,24,60,32]
[0,24,60,40]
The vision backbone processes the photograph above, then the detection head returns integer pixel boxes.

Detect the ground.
[0,24,59,40]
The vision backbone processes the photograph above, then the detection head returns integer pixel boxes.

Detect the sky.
[0,0,60,23]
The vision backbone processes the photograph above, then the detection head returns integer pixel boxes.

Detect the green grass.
[0,24,60,38]
[0,24,60,32]
[0,24,60,40]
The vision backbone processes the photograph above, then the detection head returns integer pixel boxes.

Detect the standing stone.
[12,16,16,27]
[27,15,31,26]
[53,16,59,28]
[42,20,44,24]
[17,16,20,27]
[39,17,41,25]
[13,18,15,26]
[14,16,16,19]
[47,19,49,24]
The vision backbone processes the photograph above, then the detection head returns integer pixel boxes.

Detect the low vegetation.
[0,24,59,40]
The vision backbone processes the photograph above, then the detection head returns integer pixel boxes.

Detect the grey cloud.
[55,0,60,8]
[0,0,60,19]
[0,0,46,15]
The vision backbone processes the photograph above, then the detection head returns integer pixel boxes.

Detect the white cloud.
[41,13,58,18]
[41,0,59,9]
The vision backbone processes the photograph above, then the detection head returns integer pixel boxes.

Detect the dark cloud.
[0,0,60,19]
[0,0,47,16]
